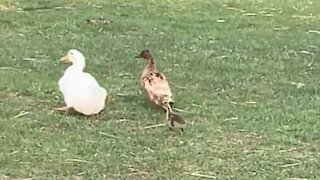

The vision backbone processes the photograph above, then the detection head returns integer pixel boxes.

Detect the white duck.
[56,49,107,116]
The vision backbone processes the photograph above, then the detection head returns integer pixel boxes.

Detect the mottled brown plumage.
[135,50,173,107]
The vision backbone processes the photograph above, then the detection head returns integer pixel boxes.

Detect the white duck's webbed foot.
[55,106,70,112]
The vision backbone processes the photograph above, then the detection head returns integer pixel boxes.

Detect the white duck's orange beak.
[60,54,71,63]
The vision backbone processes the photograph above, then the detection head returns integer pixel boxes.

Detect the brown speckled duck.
[135,49,186,132]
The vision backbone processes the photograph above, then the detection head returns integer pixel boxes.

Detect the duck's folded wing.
[81,72,101,87]
[71,78,107,115]
[143,72,172,97]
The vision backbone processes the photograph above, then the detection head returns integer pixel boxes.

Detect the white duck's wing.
[87,85,107,114]
[71,72,107,115]
[81,72,101,88]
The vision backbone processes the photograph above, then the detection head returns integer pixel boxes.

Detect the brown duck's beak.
[60,54,71,63]
[134,54,142,58]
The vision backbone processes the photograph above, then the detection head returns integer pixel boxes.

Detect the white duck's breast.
[58,66,79,107]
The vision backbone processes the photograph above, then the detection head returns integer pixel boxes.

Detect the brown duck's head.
[135,49,153,60]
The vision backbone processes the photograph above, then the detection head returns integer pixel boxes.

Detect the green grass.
[1,0,320,179]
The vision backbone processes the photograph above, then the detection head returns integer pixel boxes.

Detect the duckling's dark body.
[164,103,186,132]
[167,112,186,132]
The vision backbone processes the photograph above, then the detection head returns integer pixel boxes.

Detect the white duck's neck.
[71,58,86,71]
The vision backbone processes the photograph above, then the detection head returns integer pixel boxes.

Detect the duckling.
[164,103,186,133]
[57,49,107,116]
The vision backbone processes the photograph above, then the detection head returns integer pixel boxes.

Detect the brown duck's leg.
[162,106,167,113]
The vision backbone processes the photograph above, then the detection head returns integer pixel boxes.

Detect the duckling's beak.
[60,54,71,63]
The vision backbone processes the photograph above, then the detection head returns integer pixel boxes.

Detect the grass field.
[1,0,320,179]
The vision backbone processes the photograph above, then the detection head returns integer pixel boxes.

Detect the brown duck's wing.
[142,72,173,104]
[147,72,172,95]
